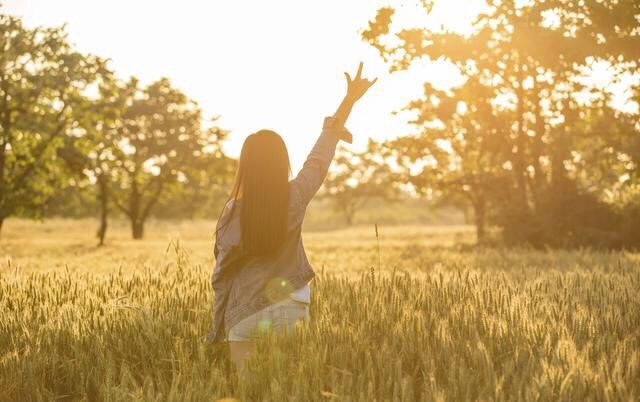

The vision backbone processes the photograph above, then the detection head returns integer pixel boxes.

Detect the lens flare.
[265,276,294,303]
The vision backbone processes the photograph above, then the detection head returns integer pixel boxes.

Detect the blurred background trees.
[0,11,233,242]
[364,0,640,248]
[108,77,211,239]
[321,140,400,225]
[0,13,107,235]
[1,1,639,248]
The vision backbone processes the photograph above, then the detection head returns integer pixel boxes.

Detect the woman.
[207,63,377,371]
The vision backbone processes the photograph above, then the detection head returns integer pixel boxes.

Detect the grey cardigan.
[206,117,350,343]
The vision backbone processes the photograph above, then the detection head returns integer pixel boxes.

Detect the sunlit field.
[2,0,640,399]
[1,220,639,401]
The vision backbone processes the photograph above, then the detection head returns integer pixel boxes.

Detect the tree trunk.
[188,185,201,220]
[1,81,9,227]
[472,196,487,244]
[530,82,546,210]
[129,170,144,239]
[513,56,529,211]
[345,209,354,226]
[342,200,358,226]
[97,175,109,246]
[131,219,144,239]
[551,100,572,190]
[462,205,470,224]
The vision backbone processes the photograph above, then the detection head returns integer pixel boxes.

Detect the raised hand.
[344,62,377,103]
[331,62,377,141]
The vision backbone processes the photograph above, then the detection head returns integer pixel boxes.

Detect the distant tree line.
[363,0,640,248]
[0,8,405,245]
[2,1,640,249]
[320,140,401,225]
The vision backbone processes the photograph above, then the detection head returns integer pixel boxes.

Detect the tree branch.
[12,105,69,189]
[111,191,131,218]
[141,178,165,220]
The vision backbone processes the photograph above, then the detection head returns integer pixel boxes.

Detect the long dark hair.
[216,130,291,256]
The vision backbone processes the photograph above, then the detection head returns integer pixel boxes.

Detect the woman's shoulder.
[221,199,238,218]
[226,198,237,209]
[216,200,240,241]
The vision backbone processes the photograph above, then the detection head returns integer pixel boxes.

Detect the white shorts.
[227,298,310,342]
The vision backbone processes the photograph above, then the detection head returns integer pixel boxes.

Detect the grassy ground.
[1,219,639,401]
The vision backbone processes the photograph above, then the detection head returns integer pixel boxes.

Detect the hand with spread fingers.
[332,62,378,137]
[344,62,378,103]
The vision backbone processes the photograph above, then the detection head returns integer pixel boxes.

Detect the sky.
[2,0,485,172]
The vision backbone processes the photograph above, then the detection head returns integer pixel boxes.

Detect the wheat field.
[1,219,639,401]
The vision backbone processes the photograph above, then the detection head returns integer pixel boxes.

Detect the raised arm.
[290,63,377,210]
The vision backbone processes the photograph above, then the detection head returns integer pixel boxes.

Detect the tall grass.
[1,222,639,401]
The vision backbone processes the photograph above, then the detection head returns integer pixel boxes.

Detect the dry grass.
[0,219,473,275]
[1,219,639,401]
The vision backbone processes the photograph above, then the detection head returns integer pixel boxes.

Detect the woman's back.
[208,117,351,343]
[207,63,378,373]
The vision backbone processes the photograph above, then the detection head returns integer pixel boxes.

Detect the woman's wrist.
[342,94,358,107]
[333,98,354,127]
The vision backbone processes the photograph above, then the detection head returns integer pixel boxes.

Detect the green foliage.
[0,13,106,225]
[0,11,235,238]
[364,0,640,248]
[107,78,229,239]
[497,180,623,248]
[383,75,514,242]
[45,183,98,218]
[152,132,236,220]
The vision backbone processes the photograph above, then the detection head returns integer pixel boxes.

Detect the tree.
[321,140,399,225]
[383,77,511,241]
[0,13,106,234]
[111,77,221,239]
[363,0,639,246]
[153,126,235,220]
[58,71,125,245]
